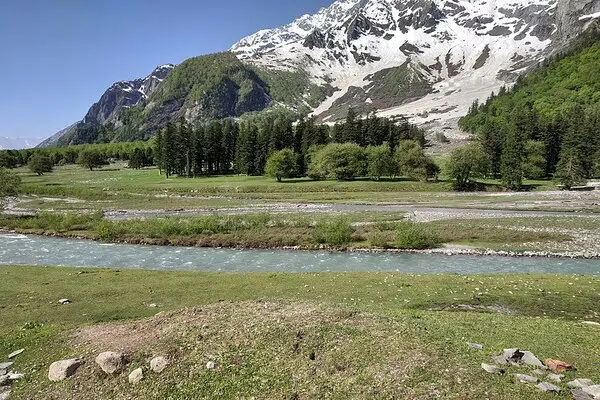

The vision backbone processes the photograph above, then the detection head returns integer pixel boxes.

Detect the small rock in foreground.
[572,389,595,400]
[583,385,600,398]
[128,368,143,384]
[0,376,8,386]
[6,373,23,381]
[95,352,124,374]
[58,299,71,305]
[0,389,11,400]
[7,350,24,359]
[531,369,546,376]
[547,373,563,383]
[48,359,83,382]
[206,361,217,370]
[537,382,560,393]
[481,363,504,375]
[514,374,539,384]
[568,379,595,389]
[0,364,12,372]
[150,356,169,374]
[581,321,600,327]
[468,343,484,350]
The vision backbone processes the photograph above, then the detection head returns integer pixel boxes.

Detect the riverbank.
[1,266,599,399]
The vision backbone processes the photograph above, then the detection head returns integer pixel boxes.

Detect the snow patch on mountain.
[232,0,567,124]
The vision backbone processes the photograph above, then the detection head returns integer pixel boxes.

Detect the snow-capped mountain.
[232,0,600,125]
[0,136,43,150]
[38,64,174,147]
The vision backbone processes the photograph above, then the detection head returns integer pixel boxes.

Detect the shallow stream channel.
[1,234,599,274]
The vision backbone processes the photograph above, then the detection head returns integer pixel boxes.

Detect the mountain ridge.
[38,0,600,147]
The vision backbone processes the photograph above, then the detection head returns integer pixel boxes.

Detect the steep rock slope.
[232,0,600,124]
[41,65,174,147]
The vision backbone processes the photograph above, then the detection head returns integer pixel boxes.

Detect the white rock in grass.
[547,373,564,383]
[206,361,217,370]
[150,356,169,374]
[48,359,83,381]
[58,299,71,305]
[0,389,11,400]
[7,349,23,359]
[514,374,539,384]
[481,363,503,375]
[0,364,12,372]
[568,379,595,389]
[128,368,143,384]
[537,382,560,393]
[95,352,124,374]
[583,385,600,398]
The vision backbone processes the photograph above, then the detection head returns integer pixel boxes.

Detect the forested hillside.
[458,31,600,188]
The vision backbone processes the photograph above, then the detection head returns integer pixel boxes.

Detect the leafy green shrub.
[395,221,441,249]
[369,231,392,248]
[314,218,354,245]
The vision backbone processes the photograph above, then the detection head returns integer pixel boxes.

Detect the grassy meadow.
[1,267,599,399]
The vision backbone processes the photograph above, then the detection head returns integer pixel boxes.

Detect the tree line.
[459,34,600,189]
[154,108,427,179]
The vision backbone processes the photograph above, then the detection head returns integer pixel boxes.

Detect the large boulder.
[95,352,124,374]
[48,359,83,382]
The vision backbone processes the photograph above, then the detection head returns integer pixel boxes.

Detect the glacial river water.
[1,233,599,274]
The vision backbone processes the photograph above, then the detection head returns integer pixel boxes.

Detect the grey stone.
[58,299,70,305]
[491,355,509,365]
[531,369,546,376]
[583,385,600,398]
[48,359,83,382]
[514,374,540,384]
[0,389,11,400]
[467,343,484,350]
[0,364,11,372]
[481,363,504,375]
[206,361,217,370]
[95,352,124,374]
[572,389,595,400]
[0,376,7,386]
[521,351,545,368]
[568,379,595,389]
[537,382,560,393]
[150,356,169,374]
[547,373,564,383]
[128,368,143,384]
[7,349,23,359]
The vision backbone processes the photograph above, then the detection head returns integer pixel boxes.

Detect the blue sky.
[0,0,332,143]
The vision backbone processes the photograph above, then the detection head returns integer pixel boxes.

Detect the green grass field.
[0,267,599,399]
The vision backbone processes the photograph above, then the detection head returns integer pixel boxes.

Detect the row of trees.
[0,142,153,171]
[463,102,600,189]
[265,142,439,182]
[460,35,600,189]
[154,109,427,178]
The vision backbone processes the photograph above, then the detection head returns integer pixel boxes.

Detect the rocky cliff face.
[39,65,174,147]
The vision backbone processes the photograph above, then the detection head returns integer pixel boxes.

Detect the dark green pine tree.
[343,108,359,144]
[163,123,177,178]
[154,128,165,175]
[192,126,204,176]
[221,119,237,174]
[501,126,525,190]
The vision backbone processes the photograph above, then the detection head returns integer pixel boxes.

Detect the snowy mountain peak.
[232,0,595,125]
